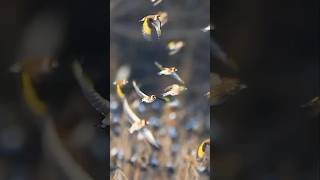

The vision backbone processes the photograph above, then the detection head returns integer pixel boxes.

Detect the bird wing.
[141,128,160,149]
[132,81,148,98]
[154,61,165,70]
[72,61,109,115]
[151,20,161,38]
[170,72,185,84]
[123,98,141,123]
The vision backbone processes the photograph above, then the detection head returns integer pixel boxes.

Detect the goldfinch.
[167,40,185,55]
[123,98,160,148]
[155,61,184,84]
[162,84,187,97]
[140,14,162,41]
[132,81,156,103]
[113,79,128,98]
[196,138,210,161]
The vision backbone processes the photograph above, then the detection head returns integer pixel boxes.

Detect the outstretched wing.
[141,128,160,149]
[123,98,141,123]
[132,81,148,98]
[170,72,185,84]
[151,20,161,38]
[72,61,109,115]
[154,61,165,70]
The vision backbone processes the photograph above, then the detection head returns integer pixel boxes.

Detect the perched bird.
[155,61,184,84]
[162,84,187,97]
[140,14,162,41]
[123,98,160,148]
[301,96,320,116]
[113,79,128,98]
[210,73,246,105]
[196,138,210,161]
[72,61,110,127]
[167,41,185,55]
[132,81,156,103]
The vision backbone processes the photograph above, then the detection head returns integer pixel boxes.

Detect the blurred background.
[0,0,108,180]
[213,0,319,179]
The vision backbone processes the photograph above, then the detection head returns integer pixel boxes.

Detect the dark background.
[0,0,108,179]
[213,0,318,179]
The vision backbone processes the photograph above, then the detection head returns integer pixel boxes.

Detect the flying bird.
[140,14,162,41]
[132,81,156,103]
[196,138,210,161]
[113,79,128,98]
[155,61,184,84]
[123,98,160,148]
[162,84,187,97]
[210,73,246,105]
[167,41,185,55]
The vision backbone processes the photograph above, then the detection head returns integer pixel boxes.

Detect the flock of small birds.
[108,1,212,179]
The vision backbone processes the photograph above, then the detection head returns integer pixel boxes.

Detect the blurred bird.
[72,61,110,127]
[114,65,130,82]
[113,80,128,98]
[123,98,160,148]
[140,14,162,41]
[162,84,187,97]
[196,138,210,161]
[21,71,48,117]
[112,168,129,180]
[155,61,184,84]
[167,41,185,55]
[301,96,320,116]
[11,10,65,79]
[211,39,238,71]
[201,24,214,32]
[113,79,128,86]
[150,0,162,6]
[10,58,59,79]
[210,73,246,105]
[132,81,156,103]
[157,11,168,26]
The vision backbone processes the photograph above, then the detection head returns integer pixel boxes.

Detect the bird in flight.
[155,61,185,84]
[162,84,187,97]
[140,14,162,41]
[123,98,160,148]
[132,80,156,103]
